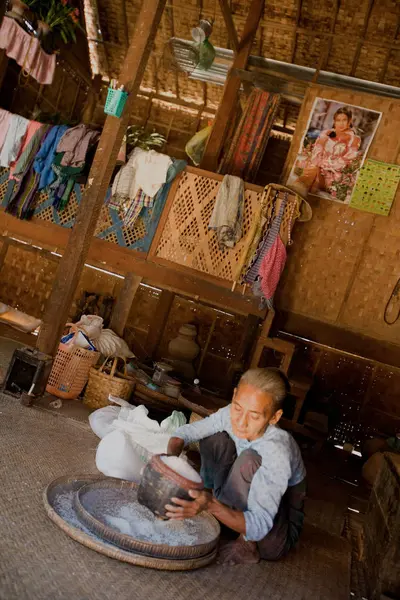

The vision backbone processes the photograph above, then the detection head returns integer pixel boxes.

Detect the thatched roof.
[84,0,400,160]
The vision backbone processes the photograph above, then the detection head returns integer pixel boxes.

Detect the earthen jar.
[168,324,200,362]
[138,454,203,519]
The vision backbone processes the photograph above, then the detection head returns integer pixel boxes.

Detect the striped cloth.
[243,193,288,284]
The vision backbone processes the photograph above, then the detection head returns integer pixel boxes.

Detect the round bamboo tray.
[74,478,220,560]
[44,475,217,571]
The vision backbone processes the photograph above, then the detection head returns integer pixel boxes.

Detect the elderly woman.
[296,106,361,200]
[166,368,306,565]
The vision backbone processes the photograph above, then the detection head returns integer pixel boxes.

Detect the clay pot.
[138,454,203,519]
[168,324,200,362]
[11,0,28,16]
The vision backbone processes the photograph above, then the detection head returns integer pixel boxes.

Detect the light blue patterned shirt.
[174,405,306,542]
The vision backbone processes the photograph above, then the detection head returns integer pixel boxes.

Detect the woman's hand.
[165,490,213,519]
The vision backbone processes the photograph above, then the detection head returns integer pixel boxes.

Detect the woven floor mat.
[0,394,351,600]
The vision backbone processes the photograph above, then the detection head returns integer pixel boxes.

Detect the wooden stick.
[217,0,240,54]
[37,0,168,356]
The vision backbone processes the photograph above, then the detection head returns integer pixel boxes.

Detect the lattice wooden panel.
[155,171,266,282]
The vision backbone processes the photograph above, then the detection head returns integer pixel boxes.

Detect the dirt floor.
[0,336,370,600]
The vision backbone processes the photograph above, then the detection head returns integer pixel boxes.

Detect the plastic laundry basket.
[46,324,100,400]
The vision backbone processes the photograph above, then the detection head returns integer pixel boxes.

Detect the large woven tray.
[74,478,220,560]
[44,475,218,571]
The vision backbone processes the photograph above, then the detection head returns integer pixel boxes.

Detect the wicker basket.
[84,358,135,410]
[46,324,100,400]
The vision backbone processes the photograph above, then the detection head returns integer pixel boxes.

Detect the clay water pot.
[138,454,203,519]
[168,324,200,363]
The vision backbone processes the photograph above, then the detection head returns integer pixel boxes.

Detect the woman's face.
[334,114,350,133]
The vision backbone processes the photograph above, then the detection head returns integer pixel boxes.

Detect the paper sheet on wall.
[349,159,400,216]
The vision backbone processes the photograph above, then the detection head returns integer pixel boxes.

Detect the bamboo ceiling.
[83,0,400,159]
[89,0,400,91]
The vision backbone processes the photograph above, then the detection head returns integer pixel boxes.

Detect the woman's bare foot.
[217,535,260,566]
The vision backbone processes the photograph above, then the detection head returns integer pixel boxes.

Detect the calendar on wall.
[349,159,400,216]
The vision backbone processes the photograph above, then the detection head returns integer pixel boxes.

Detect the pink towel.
[9,120,42,179]
[259,235,287,302]
[0,16,55,85]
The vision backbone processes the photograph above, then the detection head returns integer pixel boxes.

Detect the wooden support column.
[200,0,265,172]
[145,290,175,357]
[109,273,142,337]
[37,0,167,356]
[0,50,9,92]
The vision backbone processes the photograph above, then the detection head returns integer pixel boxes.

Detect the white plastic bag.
[94,404,187,482]
[96,430,145,482]
[75,315,104,340]
[89,406,120,439]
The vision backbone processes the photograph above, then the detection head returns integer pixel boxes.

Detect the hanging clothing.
[9,120,43,179]
[0,109,11,153]
[12,125,50,181]
[0,16,56,85]
[209,175,244,250]
[258,236,287,309]
[33,125,68,190]
[122,189,153,228]
[220,89,280,181]
[244,194,287,284]
[0,114,29,167]
[110,147,172,211]
[56,124,100,168]
[49,152,83,211]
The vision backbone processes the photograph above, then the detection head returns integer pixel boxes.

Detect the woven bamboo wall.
[278,84,400,346]
[0,243,58,318]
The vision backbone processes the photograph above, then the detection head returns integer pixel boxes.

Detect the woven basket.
[46,324,100,400]
[84,358,135,410]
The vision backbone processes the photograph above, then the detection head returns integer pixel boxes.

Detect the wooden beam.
[0,50,9,92]
[350,0,375,77]
[200,0,265,172]
[218,0,240,54]
[109,273,142,337]
[145,289,175,356]
[36,0,167,357]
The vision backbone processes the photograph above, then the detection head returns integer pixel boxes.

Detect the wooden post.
[109,273,142,337]
[200,0,265,172]
[145,290,175,357]
[37,0,167,357]
[0,50,9,92]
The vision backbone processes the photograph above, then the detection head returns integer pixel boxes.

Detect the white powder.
[80,487,216,546]
[160,456,202,483]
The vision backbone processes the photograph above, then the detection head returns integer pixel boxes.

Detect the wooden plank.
[218,0,240,53]
[145,289,175,356]
[200,0,265,172]
[36,0,168,356]
[0,214,265,317]
[109,273,142,337]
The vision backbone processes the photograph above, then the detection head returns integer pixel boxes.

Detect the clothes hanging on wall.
[49,152,84,211]
[209,175,244,250]
[220,90,280,181]
[56,124,100,168]
[11,125,50,181]
[33,125,69,190]
[9,120,42,179]
[0,16,56,85]
[0,109,12,152]
[0,114,29,167]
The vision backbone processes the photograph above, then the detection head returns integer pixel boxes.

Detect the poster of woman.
[287,98,382,203]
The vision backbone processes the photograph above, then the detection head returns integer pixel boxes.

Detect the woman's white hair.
[239,368,290,411]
